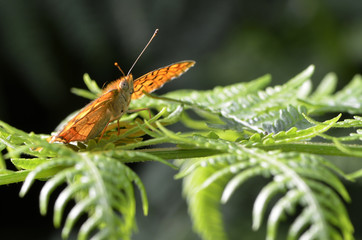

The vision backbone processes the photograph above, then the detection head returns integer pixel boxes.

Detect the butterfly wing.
[50,61,195,142]
[51,90,116,143]
[132,60,195,99]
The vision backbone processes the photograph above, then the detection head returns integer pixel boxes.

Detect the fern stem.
[0,168,60,185]
[141,148,222,160]
[258,142,362,157]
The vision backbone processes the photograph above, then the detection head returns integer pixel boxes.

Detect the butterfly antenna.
[127,29,159,76]
[114,62,126,77]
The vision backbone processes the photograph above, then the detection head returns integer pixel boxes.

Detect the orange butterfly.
[49,30,195,143]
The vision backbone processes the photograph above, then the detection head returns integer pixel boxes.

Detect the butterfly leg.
[98,120,112,142]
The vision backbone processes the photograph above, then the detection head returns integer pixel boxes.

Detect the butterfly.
[49,60,195,143]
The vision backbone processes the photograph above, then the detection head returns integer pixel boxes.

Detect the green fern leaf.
[160,124,353,240]
[17,152,148,240]
[182,156,230,240]
[309,74,362,114]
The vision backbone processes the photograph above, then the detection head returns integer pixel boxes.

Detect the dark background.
[0,0,361,239]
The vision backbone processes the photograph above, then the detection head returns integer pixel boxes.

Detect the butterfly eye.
[120,80,129,90]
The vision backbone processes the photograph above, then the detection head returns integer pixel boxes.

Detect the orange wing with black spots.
[49,61,195,143]
[49,90,116,143]
[132,60,195,99]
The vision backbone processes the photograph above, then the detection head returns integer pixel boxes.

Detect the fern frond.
[0,144,6,169]
[259,113,341,145]
[252,105,311,133]
[334,116,362,128]
[159,125,353,240]
[17,152,148,239]
[71,73,102,98]
[310,72,338,101]
[182,157,229,240]
[309,74,362,114]
[1,64,361,240]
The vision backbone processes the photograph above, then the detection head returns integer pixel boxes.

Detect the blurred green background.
[0,0,361,239]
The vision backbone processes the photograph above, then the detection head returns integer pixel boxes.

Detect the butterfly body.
[105,75,134,121]
[49,61,195,143]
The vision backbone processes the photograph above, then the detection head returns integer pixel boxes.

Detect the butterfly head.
[118,74,134,94]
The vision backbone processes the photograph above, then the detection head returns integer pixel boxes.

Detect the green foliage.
[1,65,362,239]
